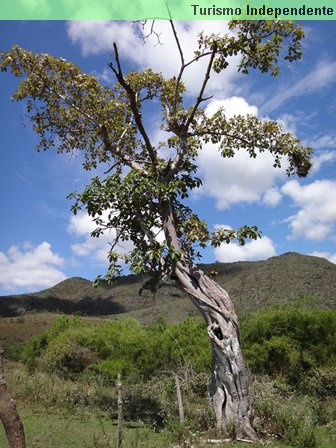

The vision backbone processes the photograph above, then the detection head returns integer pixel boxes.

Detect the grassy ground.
[0,406,168,448]
[0,405,335,448]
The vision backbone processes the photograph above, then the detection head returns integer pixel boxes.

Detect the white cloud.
[93,67,114,84]
[68,211,133,263]
[310,251,336,264]
[282,179,336,240]
[66,21,241,97]
[309,134,336,150]
[262,188,283,207]
[196,97,286,209]
[214,236,276,262]
[263,60,336,113]
[311,150,336,174]
[0,242,66,292]
[205,97,258,118]
[276,110,317,135]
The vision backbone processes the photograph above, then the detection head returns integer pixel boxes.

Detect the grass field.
[0,405,335,448]
[0,406,167,448]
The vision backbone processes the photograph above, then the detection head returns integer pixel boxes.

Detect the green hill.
[0,252,335,322]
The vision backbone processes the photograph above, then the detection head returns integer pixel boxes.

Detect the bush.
[86,358,137,382]
[303,366,336,397]
[241,304,336,386]
[252,377,318,447]
[20,332,48,371]
[20,305,336,390]
[3,343,22,362]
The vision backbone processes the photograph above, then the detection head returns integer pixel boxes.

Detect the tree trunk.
[0,350,26,448]
[175,262,257,441]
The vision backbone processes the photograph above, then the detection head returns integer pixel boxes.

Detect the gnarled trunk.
[175,262,257,441]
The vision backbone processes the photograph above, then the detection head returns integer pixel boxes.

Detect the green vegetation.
[20,316,211,381]
[0,406,170,448]
[4,405,334,448]
[241,302,336,388]
[19,303,336,390]
[1,301,333,447]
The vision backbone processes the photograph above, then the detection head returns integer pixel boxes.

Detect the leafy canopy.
[0,20,312,285]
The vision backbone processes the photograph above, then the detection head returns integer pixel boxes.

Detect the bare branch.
[138,20,163,46]
[186,42,217,130]
[109,43,159,175]
[165,45,217,182]
[169,20,185,115]
[104,161,120,175]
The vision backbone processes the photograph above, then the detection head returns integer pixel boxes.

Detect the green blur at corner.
[0,0,335,21]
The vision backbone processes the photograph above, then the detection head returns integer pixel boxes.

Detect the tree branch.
[100,124,145,173]
[46,85,145,173]
[169,20,186,115]
[186,42,217,130]
[109,43,159,175]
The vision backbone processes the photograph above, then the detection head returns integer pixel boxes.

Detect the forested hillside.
[0,252,335,319]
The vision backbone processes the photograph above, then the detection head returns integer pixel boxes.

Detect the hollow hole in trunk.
[213,324,223,341]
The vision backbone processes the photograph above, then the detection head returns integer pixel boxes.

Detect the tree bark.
[0,350,26,448]
[161,198,256,440]
[175,262,257,441]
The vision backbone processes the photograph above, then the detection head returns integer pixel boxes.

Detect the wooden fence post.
[116,373,123,448]
[175,374,184,425]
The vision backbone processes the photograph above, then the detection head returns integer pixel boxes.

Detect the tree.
[0,350,26,448]
[1,20,312,441]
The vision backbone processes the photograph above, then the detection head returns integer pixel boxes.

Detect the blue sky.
[1,20,336,295]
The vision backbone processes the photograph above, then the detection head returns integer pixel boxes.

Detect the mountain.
[0,252,335,320]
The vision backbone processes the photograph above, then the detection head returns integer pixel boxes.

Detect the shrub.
[241,304,336,386]
[86,358,137,382]
[20,305,336,390]
[159,317,210,373]
[20,332,48,371]
[303,366,336,397]
[252,377,318,447]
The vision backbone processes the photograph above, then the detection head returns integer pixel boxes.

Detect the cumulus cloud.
[66,20,240,97]
[282,179,336,240]
[263,60,336,113]
[311,150,336,174]
[262,188,283,207]
[310,251,336,264]
[196,97,286,209]
[0,242,66,292]
[214,236,276,263]
[68,211,133,263]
